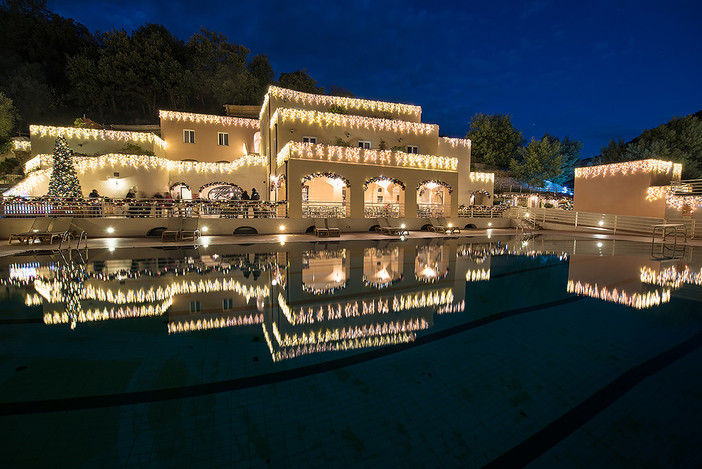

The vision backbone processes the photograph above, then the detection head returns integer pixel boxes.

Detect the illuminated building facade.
[8,86,494,220]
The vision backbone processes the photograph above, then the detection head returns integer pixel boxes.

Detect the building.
[5,86,497,230]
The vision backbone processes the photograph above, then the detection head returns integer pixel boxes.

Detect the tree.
[0,91,16,141]
[327,85,355,97]
[278,69,324,94]
[548,135,582,185]
[511,135,562,187]
[47,136,82,197]
[466,113,524,167]
[596,138,628,165]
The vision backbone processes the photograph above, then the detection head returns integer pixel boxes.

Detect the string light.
[30,125,167,150]
[159,110,259,129]
[268,333,417,362]
[469,172,495,183]
[574,159,682,179]
[12,139,31,151]
[5,153,267,196]
[417,179,452,193]
[440,137,471,148]
[43,299,173,325]
[270,108,437,135]
[277,141,457,171]
[266,85,422,118]
[566,280,671,309]
[363,176,406,191]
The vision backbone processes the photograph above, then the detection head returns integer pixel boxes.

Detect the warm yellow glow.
[267,85,422,118]
[575,159,682,179]
[12,139,31,151]
[30,125,167,150]
[44,299,173,325]
[159,110,259,130]
[440,136,471,148]
[465,269,490,281]
[566,280,670,308]
[269,333,417,362]
[270,108,437,135]
[201,226,209,233]
[106,227,114,234]
[640,266,702,288]
[168,313,263,334]
[276,141,457,171]
[469,172,495,183]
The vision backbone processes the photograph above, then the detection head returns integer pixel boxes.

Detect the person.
[250,188,260,218]
[125,189,136,217]
[241,190,250,218]
[88,189,101,217]
[163,191,173,217]
[153,191,164,217]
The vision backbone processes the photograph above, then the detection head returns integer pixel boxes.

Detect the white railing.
[458,205,508,218]
[301,201,348,218]
[508,206,701,238]
[417,203,449,218]
[364,202,404,218]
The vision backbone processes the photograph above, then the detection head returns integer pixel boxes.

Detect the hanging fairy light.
[159,110,259,130]
[30,125,167,150]
[270,108,437,135]
[575,159,682,179]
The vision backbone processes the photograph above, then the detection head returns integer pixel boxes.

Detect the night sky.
[47,0,701,158]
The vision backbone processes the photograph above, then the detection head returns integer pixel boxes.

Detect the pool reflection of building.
[2,236,700,360]
[262,241,475,361]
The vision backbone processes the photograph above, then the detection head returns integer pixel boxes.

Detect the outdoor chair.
[325,218,341,237]
[438,217,460,234]
[161,218,183,241]
[376,218,409,236]
[313,218,329,237]
[33,217,76,244]
[9,217,51,244]
[179,217,201,241]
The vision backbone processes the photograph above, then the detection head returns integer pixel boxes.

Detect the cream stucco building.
[6,86,495,224]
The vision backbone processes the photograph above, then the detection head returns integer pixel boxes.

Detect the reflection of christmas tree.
[47,136,82,197]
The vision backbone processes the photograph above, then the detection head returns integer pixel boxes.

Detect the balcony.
[277,142,458,171]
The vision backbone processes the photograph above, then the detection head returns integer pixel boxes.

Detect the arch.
[199,182,243,201]
[169,182,191,200]
[417,180,452,218]
[169,182,190,191]
[470,189,491,206]
[464,223,477,229]
[146,227,167,237]
[368,224,380,232]
[305,225,315,234]
[233,226,258,235]
[301,172,350,218]
[364,176,406,218]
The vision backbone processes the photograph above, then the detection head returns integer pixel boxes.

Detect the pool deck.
[1,227,701,257]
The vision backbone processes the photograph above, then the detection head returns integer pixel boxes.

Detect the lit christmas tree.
[47,136,83,198]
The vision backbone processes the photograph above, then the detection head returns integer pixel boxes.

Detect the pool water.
[1,235,701,467]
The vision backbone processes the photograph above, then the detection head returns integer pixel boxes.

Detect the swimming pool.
[1,234,701,467]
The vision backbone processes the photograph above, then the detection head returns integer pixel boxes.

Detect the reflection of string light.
[436,301,465,315]
[640,266,702,288]
[168,313,263,334]
[43,299,173,325]
[465,269,490,281]
[567,280,670,309]
[271,317,429,347]
[269,333,417,362]
[24,293,43,306]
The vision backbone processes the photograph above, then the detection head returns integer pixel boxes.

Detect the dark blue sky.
[47,0,701,157]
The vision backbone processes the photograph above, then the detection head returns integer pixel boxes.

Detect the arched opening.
[417,180,451,217]
[199,182,242,201]
[169,182,191,200]
[470,190,490,206]
[464,223,477,229]
[233,226,258,235]
[364,177,405,218]
[369,225,380,232]
[271,174,286,203]
[301,172,350,218]
[363,246,404,288]
[302,249,349,294]
[305,225,315,234]
[146,227,167,237]
[415,244,449,282]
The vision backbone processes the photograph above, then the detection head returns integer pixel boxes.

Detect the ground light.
[106,227,114,234]
[201,226,209,233]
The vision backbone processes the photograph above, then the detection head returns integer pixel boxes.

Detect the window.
[222,298,233,311]
[377,196,383,203]
[184,129,195,144]
[406,145,419,154]
[189,301,200,313]
[358,140,371,149]
[218,132,229,146]
[302,136,317,144]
